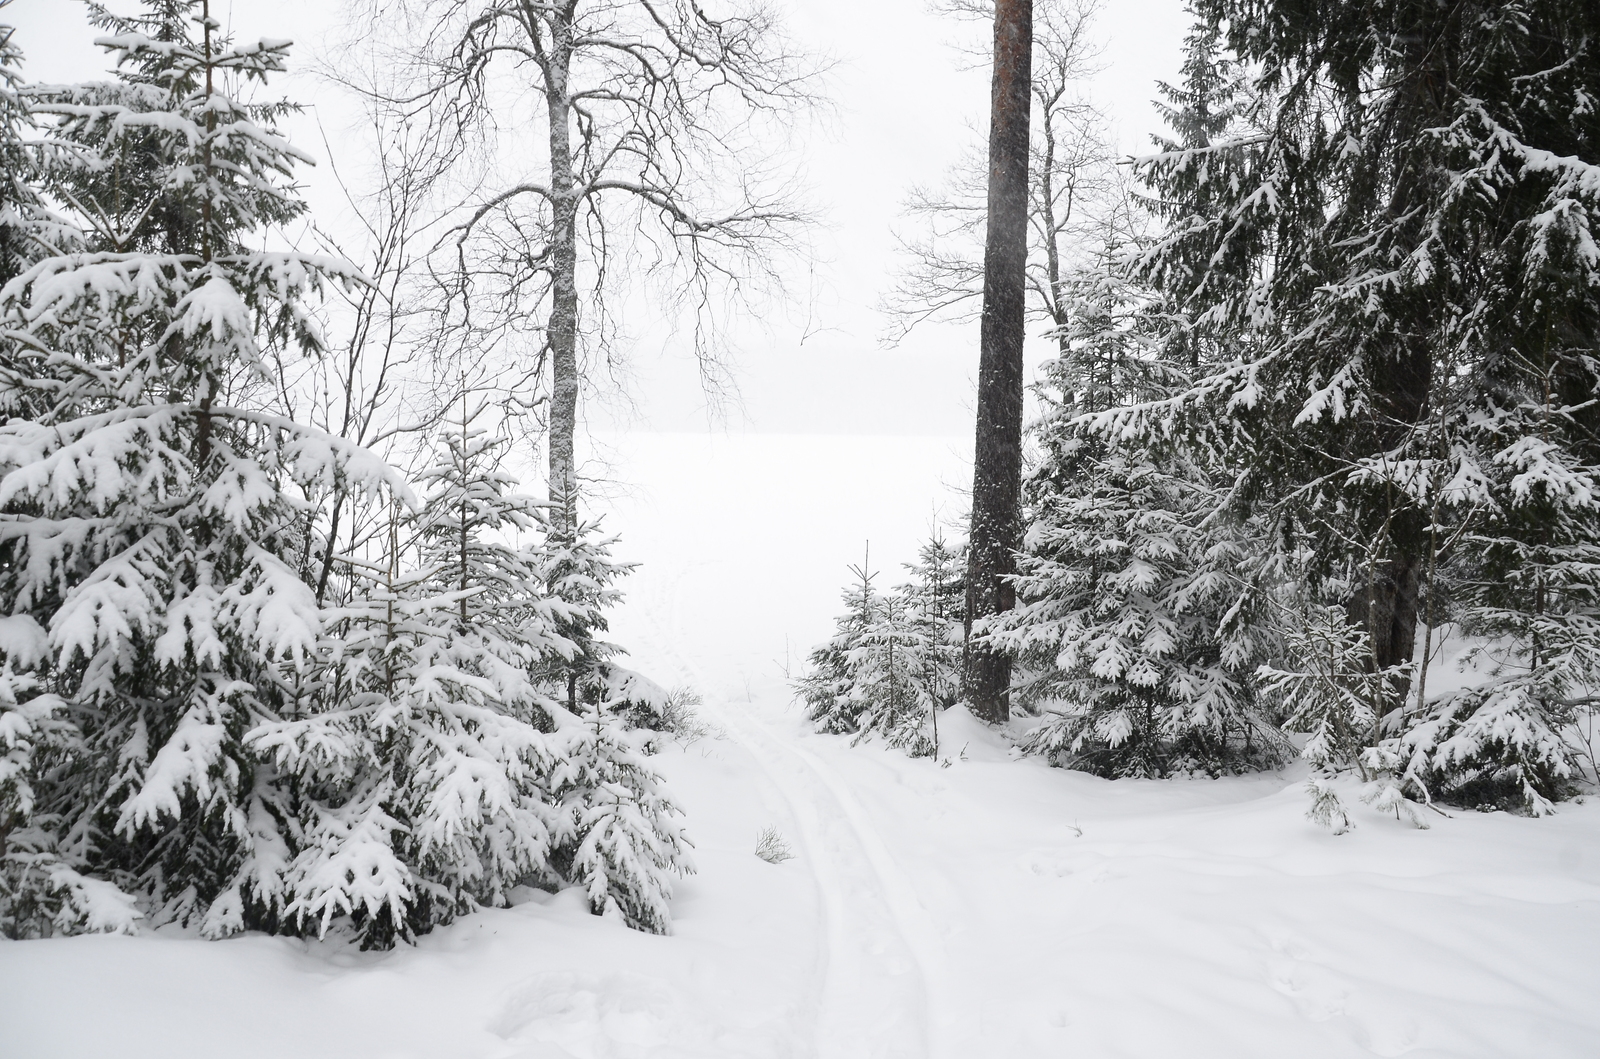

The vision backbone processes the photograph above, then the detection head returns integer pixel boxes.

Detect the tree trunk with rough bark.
[964,0,1033,725]
[545,5,579,537]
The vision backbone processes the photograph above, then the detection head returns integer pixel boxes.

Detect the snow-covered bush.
[623,684,717,742]
[242,416,563,946]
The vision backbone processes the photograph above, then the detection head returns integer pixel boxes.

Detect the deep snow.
[3,433,1598,1058]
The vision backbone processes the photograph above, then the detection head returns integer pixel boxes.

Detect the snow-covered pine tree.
[1133,0,1600,813]
[1396,383,1600,815]
[525,497,692,933]
[989,249,1283,778]
[253,403,690,943]
[848,593,934,755]
[533,504,667,720]
[1257,602,1409,831]
[0,0,387,937]
[551,698,692,934]
[247,407,575,947]
[0,10,99,939]
[901,532,965,717]
[798,548,880,735]
[796,536,966,756]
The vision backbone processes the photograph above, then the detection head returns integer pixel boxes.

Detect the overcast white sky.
[9,0,1189,438]
[8,0,1193,668]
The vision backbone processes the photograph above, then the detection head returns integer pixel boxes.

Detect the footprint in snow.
[490,971,716,1059]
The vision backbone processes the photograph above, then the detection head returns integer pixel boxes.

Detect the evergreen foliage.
[553,701,690,935]
[799,0,1597,831]
[850,593,935,756]
[248,414,568,947]
[798,551,880,736]
[990,251,1284,778]
[0,2,690,943]
[899,533,966,716]
[0,0,374,939]
[797,537,966,756]
[1122,0,1600,816]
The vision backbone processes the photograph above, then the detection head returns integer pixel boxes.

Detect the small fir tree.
[798,537,969,756]
[248,411,575,947]
[798,548,880,735]
[1396,390,1600,815]
[990,251,1283,778]
[849,593,934,756]
[901,532,965,717]
[552,699,692,934]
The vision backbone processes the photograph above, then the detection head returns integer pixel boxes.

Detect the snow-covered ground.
[4,433,1598,1058]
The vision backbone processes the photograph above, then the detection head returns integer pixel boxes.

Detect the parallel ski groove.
[713,703,940,1059]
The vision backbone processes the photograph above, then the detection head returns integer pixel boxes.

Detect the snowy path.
[5,685,1600,1058]
[711,702,956,1059]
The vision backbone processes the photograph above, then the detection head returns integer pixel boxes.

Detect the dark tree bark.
[964,0,1033,724]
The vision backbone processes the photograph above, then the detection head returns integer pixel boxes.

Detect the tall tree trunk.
[964,0,1033,725]
[1346,33,1443,712]
[546,5,579,537]
[1348,333,1430,706]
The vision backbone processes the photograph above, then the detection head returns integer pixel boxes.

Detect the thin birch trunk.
[545,3,579,536]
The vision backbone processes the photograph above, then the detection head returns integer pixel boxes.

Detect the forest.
[0,0,1597,1056]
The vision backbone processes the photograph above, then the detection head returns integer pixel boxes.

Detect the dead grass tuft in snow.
[754,826,794,864]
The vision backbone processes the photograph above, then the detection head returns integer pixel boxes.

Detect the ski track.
[713,703,954,1059]
[622,563,959,1057]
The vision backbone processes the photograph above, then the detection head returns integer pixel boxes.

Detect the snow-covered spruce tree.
[534,504,662,720]
[900,532,966,717]
[1132,0,1600,814]
[549,697,692,934]
[848,593,935,756]
[0,11,92,939]
[797,538,967,755]
[525,500,691,932]
[988,252,1283,778]
[1257,602,1411,831]
[1396,383,1600,815]
[0,1,386,936]
[798,550,880,735]
[247,412,574,947]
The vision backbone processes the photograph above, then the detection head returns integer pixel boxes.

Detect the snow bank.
[6,691,1598,1058]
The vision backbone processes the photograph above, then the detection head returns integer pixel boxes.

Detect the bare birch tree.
[349,0,818,533]
[292,96,462,604]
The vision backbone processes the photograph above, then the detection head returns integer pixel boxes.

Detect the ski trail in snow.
[619,558,956,1055]
[775,734,964,1053]
[618,576,834,1057]
[712,703,953,1059]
